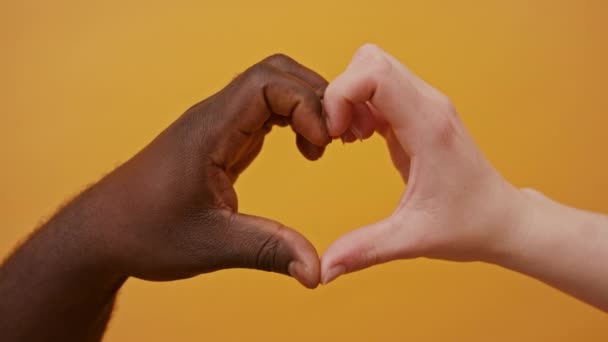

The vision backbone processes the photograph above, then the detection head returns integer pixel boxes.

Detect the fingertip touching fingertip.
[321,264,345,285]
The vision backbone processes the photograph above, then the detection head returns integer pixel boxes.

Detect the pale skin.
[321,43,608,312]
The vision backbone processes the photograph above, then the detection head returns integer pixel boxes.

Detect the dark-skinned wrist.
[0,181,129,341]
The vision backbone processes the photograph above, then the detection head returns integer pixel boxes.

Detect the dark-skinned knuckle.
[255,225,285,272]
[287,84,318,116]
[315,83,328,98]
[242,63,275,85]
[301,89,322,112]
[262,53,293,66]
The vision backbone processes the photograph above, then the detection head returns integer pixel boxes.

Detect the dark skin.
[0,54,331,342]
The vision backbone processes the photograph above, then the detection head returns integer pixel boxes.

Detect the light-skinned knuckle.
[428,113,457,148]
[354,44,391,75]
[355,43,382,58]
[439,94,455,112]
[521,187,544,198]
[370,55,392,77]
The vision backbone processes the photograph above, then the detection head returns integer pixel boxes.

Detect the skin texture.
[0,54,331,341]
[2,45,606,342]
[321,44,608,312]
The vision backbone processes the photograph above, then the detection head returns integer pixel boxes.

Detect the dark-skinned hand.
[0,54,330,341]
[95,54,330,287]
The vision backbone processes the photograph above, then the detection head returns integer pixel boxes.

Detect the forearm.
[0,185,127,342]
[489,188,608,311]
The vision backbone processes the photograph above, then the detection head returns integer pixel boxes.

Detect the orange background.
[1,0,607,340]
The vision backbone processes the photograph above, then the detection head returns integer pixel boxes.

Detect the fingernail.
[350,125,364,142]
[321,264,345,285]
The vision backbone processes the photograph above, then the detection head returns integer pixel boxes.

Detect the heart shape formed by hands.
[100,45,523,290]
[3,46,604,342]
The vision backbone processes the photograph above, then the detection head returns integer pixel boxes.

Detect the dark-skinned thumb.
[220,212,320,289]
